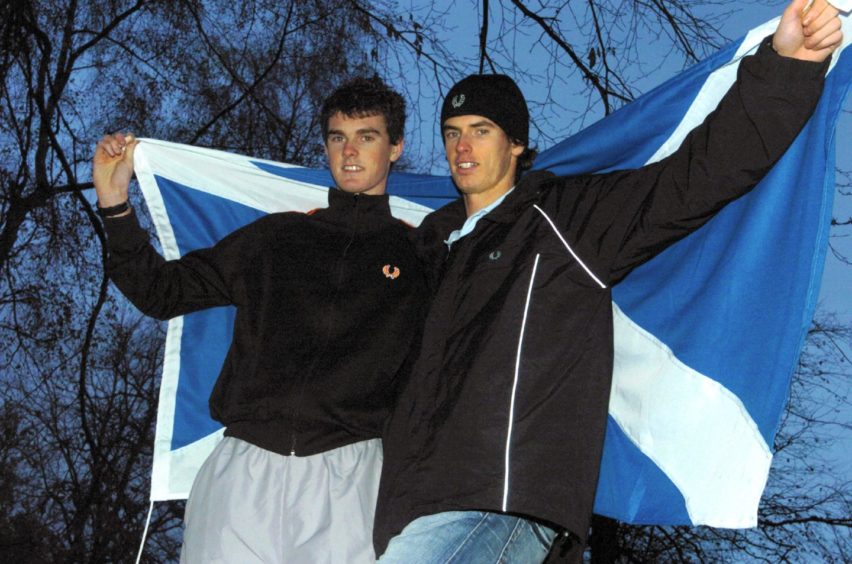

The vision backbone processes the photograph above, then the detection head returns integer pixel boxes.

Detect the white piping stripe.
[503,253,541,511]
[533,205,607,289]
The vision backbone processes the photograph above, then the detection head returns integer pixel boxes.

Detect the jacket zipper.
[288,196,360,455]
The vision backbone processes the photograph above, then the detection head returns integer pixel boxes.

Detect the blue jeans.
[377,511,556,563]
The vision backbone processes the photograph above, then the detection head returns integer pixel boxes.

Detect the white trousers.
[180,436,382,564]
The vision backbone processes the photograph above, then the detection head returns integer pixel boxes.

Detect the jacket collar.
[326,187,392,216]
[422,170,557,238]
[474,170,556,224]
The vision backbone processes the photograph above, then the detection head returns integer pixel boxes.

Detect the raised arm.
[92,134,241,319]
[559,0,842,284]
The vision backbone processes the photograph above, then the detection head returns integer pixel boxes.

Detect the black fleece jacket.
[374,39,830,554]
[105,188,427,456]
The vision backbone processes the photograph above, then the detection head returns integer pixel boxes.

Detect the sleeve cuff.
[103,207,150,250]
[753,35,831,83]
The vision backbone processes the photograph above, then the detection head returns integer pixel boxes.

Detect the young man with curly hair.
[93,76,426,563]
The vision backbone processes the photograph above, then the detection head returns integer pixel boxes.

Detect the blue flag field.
[131,15,851,528]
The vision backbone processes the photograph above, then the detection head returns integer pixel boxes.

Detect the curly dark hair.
[320,76,406,145]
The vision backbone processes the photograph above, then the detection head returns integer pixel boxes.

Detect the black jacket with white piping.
[373,40,829,553]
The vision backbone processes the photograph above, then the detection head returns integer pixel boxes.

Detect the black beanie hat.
[440,74,529,146]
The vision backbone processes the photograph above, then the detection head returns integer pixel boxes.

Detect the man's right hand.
[93,132,139,209]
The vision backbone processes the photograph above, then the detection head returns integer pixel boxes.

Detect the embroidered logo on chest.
[382,264,401,279]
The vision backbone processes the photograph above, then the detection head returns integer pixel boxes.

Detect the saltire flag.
[132,13,851,528]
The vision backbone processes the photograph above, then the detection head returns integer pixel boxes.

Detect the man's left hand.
[773,0,843,62]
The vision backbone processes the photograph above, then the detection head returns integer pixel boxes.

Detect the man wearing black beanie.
[374,2,843,562]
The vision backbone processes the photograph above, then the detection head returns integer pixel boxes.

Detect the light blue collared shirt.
[444,188,515,249]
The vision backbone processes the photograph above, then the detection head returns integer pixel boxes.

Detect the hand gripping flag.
[132,15,851,527]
